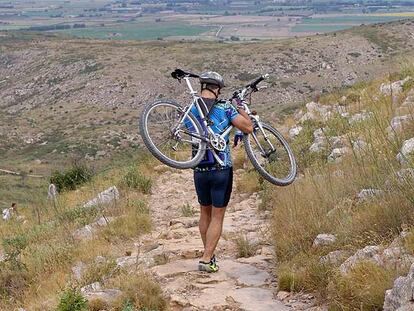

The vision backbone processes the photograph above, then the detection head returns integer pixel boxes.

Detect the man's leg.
[201,207,226,262]
[199,205,212,247]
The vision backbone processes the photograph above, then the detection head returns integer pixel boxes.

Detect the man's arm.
[232,108,253,134]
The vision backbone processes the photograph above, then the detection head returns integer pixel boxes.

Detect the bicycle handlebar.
[246,74,269,89]
[171,68,199,80]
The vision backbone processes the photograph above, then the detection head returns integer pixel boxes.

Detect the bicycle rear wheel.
[243,122,297,186]
[140,99,206,169]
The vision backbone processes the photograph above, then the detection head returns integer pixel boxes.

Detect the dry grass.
[328,262,398,311]
[234,234,258,258]
[236,170,262,194]
[0,156,158,310]
[109,271,167,311]
[266,69,414,309]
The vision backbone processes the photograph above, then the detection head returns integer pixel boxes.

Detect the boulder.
[383,263,414,311]
[289,125,303,139]
[328,147,351,162]
[340,246,383,274]
[320,250,348,265]
[73,225,94,241]
[357,188,384,202]
[380,77,412,95]
[313,234,337,247]
[387,115,414,138]
[349,111,373,124]
[81,282,122,305]
[83,186,119,208]
[396,168,414,183]
[397,138,414,165]
[352,139,368,153]
[72,261,87,281]
[299,102,333,123]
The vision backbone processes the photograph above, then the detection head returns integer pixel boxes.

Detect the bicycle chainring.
[210,134,227,152]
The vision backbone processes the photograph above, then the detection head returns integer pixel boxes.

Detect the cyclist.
[190,71,253,272]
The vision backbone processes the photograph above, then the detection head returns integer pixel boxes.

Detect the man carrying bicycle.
[191,71,253,272]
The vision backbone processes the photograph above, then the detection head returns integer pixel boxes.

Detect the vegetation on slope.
[263,64,414,309]
[0,153,166,310]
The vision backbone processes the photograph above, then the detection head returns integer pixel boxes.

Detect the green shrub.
[51,163,92,192]
[121,167,152,194]
[56,287,89,311]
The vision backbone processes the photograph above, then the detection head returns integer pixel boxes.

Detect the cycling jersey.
[189,98,239,169]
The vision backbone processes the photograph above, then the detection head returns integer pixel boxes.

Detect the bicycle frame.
[173,76,274,167]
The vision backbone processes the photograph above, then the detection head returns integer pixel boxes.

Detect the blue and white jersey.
[189,98,239,168]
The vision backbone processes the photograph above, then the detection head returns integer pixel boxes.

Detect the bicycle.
[139,69,297,186]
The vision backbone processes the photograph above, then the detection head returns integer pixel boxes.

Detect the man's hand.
[232,106,253,133]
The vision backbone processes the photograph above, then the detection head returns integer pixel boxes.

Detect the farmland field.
[56,22,215,40]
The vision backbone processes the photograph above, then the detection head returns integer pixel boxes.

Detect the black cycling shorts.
[193,167,233,208]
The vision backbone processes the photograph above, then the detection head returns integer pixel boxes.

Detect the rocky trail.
[131,168,317,311]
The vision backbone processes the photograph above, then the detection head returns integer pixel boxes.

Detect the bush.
[180,203,195,217]
[111,272,167,311]
[328,262,398,311]
[56,287,89,311]
[51,163,92,192]
[121,167,152,194]
[234,234,258,258]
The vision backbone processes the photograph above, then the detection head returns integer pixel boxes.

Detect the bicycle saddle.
[171,69,199,80]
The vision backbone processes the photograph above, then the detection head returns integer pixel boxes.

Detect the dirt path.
[129,167,317,310]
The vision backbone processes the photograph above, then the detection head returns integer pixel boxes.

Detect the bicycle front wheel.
[243,122,297,186]
[140,99,206,169]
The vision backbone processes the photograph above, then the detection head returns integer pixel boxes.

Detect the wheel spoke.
[144,102,204,164]
[245,124,296,185]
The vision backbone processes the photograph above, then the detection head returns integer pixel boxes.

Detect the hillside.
[1,19,414,311]
[0,19,413,172]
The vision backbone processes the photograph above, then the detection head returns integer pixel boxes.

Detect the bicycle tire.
[140,99,206,169]
[243,122,297,186]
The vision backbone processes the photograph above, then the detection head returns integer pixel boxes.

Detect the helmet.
[199,71,225,88]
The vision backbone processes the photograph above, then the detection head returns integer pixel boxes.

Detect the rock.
[327,147,351,162]
[83,186,120,208]
[387,115,414,139]
[397,138,414,165]
[73,225,95,241]
[320,250,348,265]
[94,216,113,227]
[349,111,373,124]
[82,286,122,305]
[277,291,291,300]
[396,90,414,115]
[313,234,337,247]
[81,282,102,294]
[383,263,414,311]
[352,139,368,153]
[231,287,290,311]
[72,261,87,281]
[299,102,333,123]
[222,260,272,287]
[340,245,383,274]
[382,246,414,270]
[357,188,384,202]
[96,150,107,157]
[116,255,138,268]
[289,125,303,139]
[396,168,414,183]
[380,77,412,95]
[47,183,58,200]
